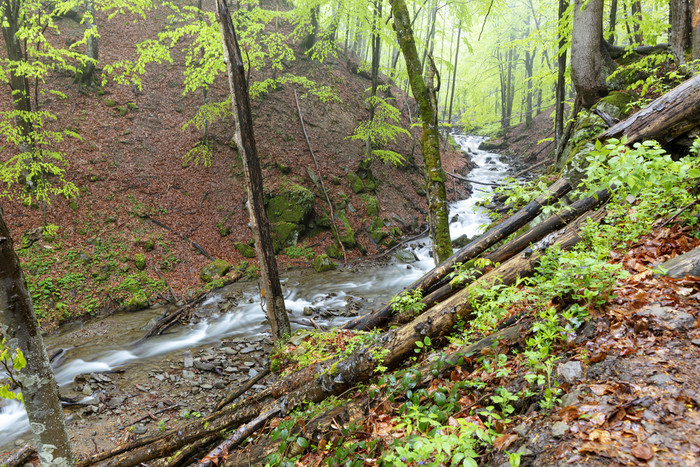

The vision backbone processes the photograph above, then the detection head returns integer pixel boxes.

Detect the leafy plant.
[390,289,425,317]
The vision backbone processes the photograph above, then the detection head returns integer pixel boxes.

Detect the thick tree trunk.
[390,0,453,264]
[0,208,76,466]
[216,0,290,341]
[571,0,609,108]
[600,73,700,145]
[670,0,691,64]
[343,178,572,331]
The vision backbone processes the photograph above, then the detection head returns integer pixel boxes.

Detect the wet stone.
[249,368,259,378]
[133,425,148,435]
[692,339,700,347]
[558,361,583,384]
[182,370,195,380]
[551,421,569,438]
[200,383,213,390]
[240,346,256,355]
[560,389,581,407]
[224,367,237,373]
[107,396,125,409]
[221,347,237,355]
[649,373,674,386]
[183,351,194,368]
[513,423,529,436]
[194,361,215,372]
[213,380,226,389]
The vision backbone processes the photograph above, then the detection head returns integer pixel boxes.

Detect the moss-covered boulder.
[336,211,356,248]
[325,243,344,260]
[266,185,315,225]
[235,242,256,258]
[559,110,608,187]
[125,291,149,312]
[368,217,389,244]
[134,254,147,271]
[271,222,303,252]
[200,259,232,283]
[347,172,365,194]
[313,254,337,272]
[362,194,379,216]
[594,91,633,120]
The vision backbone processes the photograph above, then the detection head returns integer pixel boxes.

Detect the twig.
[120,403,180,430]
[658,199,699,228]
[216,368,271,411]
[139,214,215,260]
[510,158,550,179]
[364,227,430,261]
[294,90,347,263]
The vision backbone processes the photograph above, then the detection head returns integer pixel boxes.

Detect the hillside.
[0,1,472,328]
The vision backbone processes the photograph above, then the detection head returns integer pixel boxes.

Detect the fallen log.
[601,73,700,146]
[343,177,572,330]
[85,208,602,467]
[0,444,34,467]
[420,187,610,311]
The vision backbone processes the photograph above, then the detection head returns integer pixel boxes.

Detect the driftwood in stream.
[343,177,572,331]
[419,187,610,312]
[83,207,603,467]
[601,73,700,146]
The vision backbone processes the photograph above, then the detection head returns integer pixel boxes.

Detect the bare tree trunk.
[608,0,618,43]
[216,0,290,341]
[391,0,453,264]
[670,0,691,64]
[301,5,319,51]
[446,22,461,130]
[77,0,99,85]
[0,207,76,466]
[366,0,382,157]
[554,0,568,165]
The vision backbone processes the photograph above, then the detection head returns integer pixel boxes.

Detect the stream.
[0,135,514,450]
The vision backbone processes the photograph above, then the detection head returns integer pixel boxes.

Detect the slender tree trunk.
[390,0,453,264]
[366,0,382,156]
[301,5,319,51]
[216,0,290,341]
[0,207,76,466]
[693,0,700,61]
[446,22,461,129]
[608,0,618,43]
[1,0,32,145]
[631,0,643,44]
[78,0,98,85]
[555,0,569,165]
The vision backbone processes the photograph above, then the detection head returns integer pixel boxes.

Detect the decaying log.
[604,40,668,59]
[420,187,610,311]
[85,207,603,467]
[0,444,34,467]
[601,73,700,145]
[343,177,572,330]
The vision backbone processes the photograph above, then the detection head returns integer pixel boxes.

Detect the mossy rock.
[369,217,389,244]
[134,254,147,271]
[593,91,633,120]
[136,239,155,252]
[325,243,344,260]
[316,214,332,228]
[125,291,149,312]
[266,185,314,225]
[362,195,379,216]
[69,201,78,211]
[200,259,232,283]
[336,211,356,248]
[271,222,303,252]
[103,98,117,108]
[364,177,376,192]
[118,106,128,117]
[347,172,365,194]
[126,102,139,111]
[276,162,291,174]
[313,254,337,273]
[562,141,596,190]
[235,242,256,258]
[217,222,231,237]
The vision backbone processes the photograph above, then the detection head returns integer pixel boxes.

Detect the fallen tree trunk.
[420,187,610,311]
[601,73,700,145]
[343,178,572,330]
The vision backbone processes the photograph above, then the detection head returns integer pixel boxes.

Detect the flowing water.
[0,135,514,449]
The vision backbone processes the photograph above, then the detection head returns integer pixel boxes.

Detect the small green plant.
[283,244,314,260]
[390,289,425,317]
[0,340,25,403]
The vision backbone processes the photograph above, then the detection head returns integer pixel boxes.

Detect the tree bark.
[693,0,700,61]
[76,0,98,85]
[571,0,609,108]
[554,0,568,163]
[670,0,691,64]
[216,0,290,341]
[600,73,700,145]
[390,0,453,264]
[343,178,571,331]
[0,208,76,466]
[608,0,618,43]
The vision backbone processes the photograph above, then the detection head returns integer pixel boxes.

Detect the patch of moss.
[103,98,117,107]
[362,195,379,216]
[200,259,232,283]
[337,211,356,248]
[134,254,146,271]
[266,185,314,225]
[313,254,337,272]
[235,242,256,258]
[271,221,303,252]
[347,172,365,194]
[325,243,344,260]
[594,91,633,120]
[217,222,231,237]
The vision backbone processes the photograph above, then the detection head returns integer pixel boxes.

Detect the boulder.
[200,259,232,283]
[655,246,700,279]
[271,222,303,251]
[336,211,356,248]
[266,185,314,225]
[234,241,256,258]
[347,172,365,194]
[313,254,337,272]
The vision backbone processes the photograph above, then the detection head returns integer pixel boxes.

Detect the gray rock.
[558,361,583,384]
[183,351,194,368]
[133,424,148,435]
[240,346,256,355]
[249,368,259,378]
[107,396,125,409]
[513,423,529,436]
[560,389,582,407]
[220,347,237,355]
[82,383,93,396]
[516,446,534,456]
[303,306,314,316]
[649,373,674,386]
[200,383,213,390]
[692,339,700,347]
[636,305,695,331]
[194,361,215,372]
[393,248,418,264]
[655,246,700,279]
[182,370,195,380]
[551,421,569,438]
[224,366,237,373]
[213,380,226,389]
